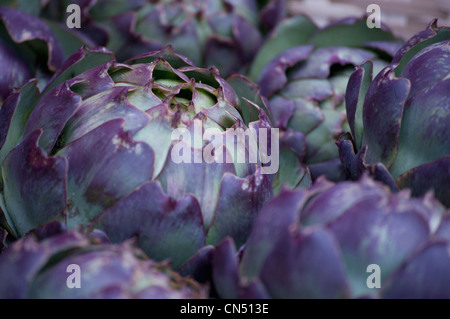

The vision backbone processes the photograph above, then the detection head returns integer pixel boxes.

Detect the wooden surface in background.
[288,0,450,40]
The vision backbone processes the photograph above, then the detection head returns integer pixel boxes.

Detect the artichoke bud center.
[155,78,218,120]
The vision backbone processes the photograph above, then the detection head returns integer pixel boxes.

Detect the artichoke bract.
[211,175,450,299]
[36,0,286,78]
[338,20,450,207]
[250,15,403,194]
[0,222,207,299]
[0,46,275,269]
[0,5,93,103]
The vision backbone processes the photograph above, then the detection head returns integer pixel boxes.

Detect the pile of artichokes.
[0,0,449,299]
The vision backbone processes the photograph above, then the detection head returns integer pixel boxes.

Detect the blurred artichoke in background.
[338,20,450,207]
[211,175,450,299]
[0,45,274,269]
[0,5,92,103]
[29,0,286,77]
[249,15,403,194]
[0,222,207,299]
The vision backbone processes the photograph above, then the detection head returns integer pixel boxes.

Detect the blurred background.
[288,0,450,40]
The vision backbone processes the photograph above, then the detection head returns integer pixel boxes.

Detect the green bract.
[0,46,274,269]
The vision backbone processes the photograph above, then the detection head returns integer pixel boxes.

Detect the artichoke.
[34,0,286,77]
[249,15,403,194]
[0,221,207,299]
[0,5,92,103]
[338,20,450,207]
[211,175,450,299]
[0,45,274,269]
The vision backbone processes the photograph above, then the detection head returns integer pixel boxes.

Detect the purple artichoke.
[0,45,274,269]
[248,15,403,194]
[338,20,450,207]
[0,228,6,253]
[35,0,286,77]
[0,222,207,298]
[0,5,93,103]
[211,175,450,299]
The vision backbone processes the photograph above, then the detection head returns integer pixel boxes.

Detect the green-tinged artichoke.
[0,222,207,299]
[0,45,275,269]
[210,175,450,299]
[249,15,403,194]
[32,0,286,77]
[338,20,450,207]
[0,5,93,103]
